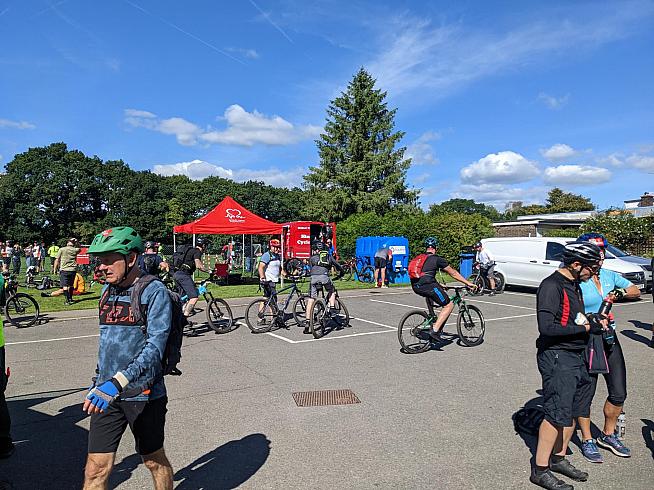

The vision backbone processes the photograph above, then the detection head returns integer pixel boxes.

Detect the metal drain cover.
[292,389,361,407]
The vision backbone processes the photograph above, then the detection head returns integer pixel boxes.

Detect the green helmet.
[88,226,144,255]
[424,236,439,248]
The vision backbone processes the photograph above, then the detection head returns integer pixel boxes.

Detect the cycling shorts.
[412,281,450,307]
[589,338,627,406]
[173,271,199,299]
[88,396,167,455]
[310,275,334,299]
[374,257,388,269]
[537,349,593,426]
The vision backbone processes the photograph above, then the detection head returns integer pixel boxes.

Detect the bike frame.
[265,280,304,314]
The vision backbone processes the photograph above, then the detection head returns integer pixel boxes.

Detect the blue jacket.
[96,279,172,401]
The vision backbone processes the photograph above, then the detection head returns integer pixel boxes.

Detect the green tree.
[546,187,595,213]
[429,198,500,220]
[304,68,418,221]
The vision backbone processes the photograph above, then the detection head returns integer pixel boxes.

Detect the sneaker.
[429,329,443,342]
[489,291,496,296]
[549,458,588,482]
[597,432,631,457]
[303,326,311,335]
[529,469,573,490]
[581,439,603,463]
[256,318,267,326]
[40,292,51,298]
[381,284,389,289]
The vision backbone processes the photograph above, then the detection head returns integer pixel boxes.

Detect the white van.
[481,237,646,290]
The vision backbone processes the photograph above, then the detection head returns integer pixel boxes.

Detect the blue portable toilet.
[459,246,476,279]
[355,236,410,284]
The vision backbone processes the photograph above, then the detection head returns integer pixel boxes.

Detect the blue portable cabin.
[355,236,410,284]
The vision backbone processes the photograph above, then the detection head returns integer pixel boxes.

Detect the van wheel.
[493,272,506,292]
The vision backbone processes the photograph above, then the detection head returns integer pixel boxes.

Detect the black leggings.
[589,339,627,406]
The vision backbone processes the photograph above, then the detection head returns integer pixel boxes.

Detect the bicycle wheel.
[493,272,505,293]
[206,298,234,334]
[4,293,40,328]
[292,294,308,325]
[331,298,350,328]
[245,299,275,333]
[285,258,302,276]
[340,264,352,282]
[308,298,327,339]
[358,265,375,283]
[457,305,485,346]
[398,310,432,354]
[468,273,485,296]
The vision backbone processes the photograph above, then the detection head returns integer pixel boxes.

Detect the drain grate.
[292,389,361,407]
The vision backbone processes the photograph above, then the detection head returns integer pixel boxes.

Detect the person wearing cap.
[530,241,607,490]
[83,226,173,489]
[173,238,210,317]
[53,238,81,306]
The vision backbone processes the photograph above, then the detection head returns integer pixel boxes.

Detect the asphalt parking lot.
[1,285,652,489]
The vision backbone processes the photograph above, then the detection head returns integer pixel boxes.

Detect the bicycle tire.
[333,298,349,328]
[493,272,506,293]
[245,299,275,333]
[457,304,485,346]
[4,293,40,328]
[292,294,308,325]
[340,264,352,282]
[358,265,375,283]
[469,273,485,296]
[308,298,327,339]
[206,298,234,334]
[285,258,302,276]
[398,310,432,354]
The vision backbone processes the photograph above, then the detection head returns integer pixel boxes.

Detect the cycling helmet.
[195,237,207,247]
[473,241,482,249]
[561,241,602,266]
[144,240,155,250]
[424,237,439,248]
[88,227,144,255]
[577,232,607,249]
[313,240,326,251]
[269,239,281,247]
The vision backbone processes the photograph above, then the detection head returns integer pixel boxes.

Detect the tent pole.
[193,234,196,280]
[173,233,176,253]
[280,230,285,286]
[242,234,245,276]
[250,235,253,277]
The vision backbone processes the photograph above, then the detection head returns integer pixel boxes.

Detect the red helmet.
[269,239,281,247]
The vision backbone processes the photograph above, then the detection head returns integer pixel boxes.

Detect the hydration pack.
[142,254,159,275]
[408,254,428,280]
[513,406,545,436]
[171,245,192,272]
[317,251,330,268]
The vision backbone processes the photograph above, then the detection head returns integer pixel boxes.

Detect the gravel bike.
[245,278,308,333]
[307,280,349,339]
[468,262,505,295]
[1,273,41,328]
[398,286,485,353]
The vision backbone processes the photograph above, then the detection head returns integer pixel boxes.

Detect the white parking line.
[350,317,397,330]
[7,334,100,346]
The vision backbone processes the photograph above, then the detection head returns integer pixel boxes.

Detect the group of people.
[0,240,61,275]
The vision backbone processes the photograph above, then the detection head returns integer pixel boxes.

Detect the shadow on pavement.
[173,433,271,489]
[512,394,543,467]
[642,419,654,460]
[0,388,89,489]
[628,320,652,332]
[620,329,651,346]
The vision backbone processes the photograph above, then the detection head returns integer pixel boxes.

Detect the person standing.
[373,244,392,288]
[0,273,14,460]
[47,242,60,273]
[10,243,21,275]
[54,238,81,306]
[0,241,5,273]
[83,226,173,489]
[530,242,606,490]
[258,239,283,303]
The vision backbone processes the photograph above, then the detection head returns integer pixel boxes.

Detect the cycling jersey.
[260,251,281,282]
[414,254,449,286]
[579,269,631,314]
[309,252,341,276]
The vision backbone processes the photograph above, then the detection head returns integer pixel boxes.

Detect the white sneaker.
[381,284,389,289]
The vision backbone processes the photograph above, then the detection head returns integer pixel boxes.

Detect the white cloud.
[411,172,432,185]
[537,93,570,110]
[541,143,577,162]
[597,153,624,167]
[0,118,36,130]
[226,47,260,59]
[460,151,539,184]
[124,105,320,147]
[406,131,440,166]
[152,159,305,187]
[543,165,611,185]
[626,154,654,172]
[452,183,547,208]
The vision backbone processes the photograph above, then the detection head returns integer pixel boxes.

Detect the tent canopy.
[173,196,282,235]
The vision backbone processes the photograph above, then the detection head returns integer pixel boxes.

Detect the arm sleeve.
[330,256,343,272]
[121,285,172,385]
[537,283,586,337]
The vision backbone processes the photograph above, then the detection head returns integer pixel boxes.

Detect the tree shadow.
[0,388,89,489]
[620,329,651,346]
[173,433,271,489]
[642,419,654,460]
[628,320,652,332]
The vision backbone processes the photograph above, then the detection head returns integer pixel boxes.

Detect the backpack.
[513,406,545,436]
[317,250,331,268]
[408,254,429,280]
[142,254,159,275]
[171,244,192,272]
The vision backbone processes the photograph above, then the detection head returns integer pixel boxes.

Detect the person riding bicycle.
[411,237,476,342]
[575,232,640,463]
[173,238,211,317]
[84,226,174,489]
[304,240,343,334]
[138,240,169,276]
[473,241,497,296]
[258,239,283,301]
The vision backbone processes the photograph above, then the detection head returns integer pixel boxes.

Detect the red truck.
[282,221,336,260]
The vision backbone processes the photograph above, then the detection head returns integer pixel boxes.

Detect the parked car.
[481,237,647,291]
[604,243,652,291]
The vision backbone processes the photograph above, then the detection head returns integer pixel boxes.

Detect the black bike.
[307,281,349,339]
[468,262,505,296]
[2,273,41,328]
[245,278,309,333]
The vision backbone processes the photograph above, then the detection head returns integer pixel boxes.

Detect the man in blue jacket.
[83,227,173,490]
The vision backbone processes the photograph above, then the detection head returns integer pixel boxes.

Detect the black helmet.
[144,240,155,250]
[424,237,439,248]
[196,237,207,248]
[313,240,325,251]
[562,241,602,266]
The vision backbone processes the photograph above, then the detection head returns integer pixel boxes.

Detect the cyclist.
[138,241,169,276]
[473,241,497,296]
[258,239,283,303]
[304,240,343,334]
[53,238,81,306]
[0,272,14,459]
[173,238,211,317]
[530,241,606,490]
[575,233,640,463]
[83,226,173,489]
[411,237,476,342]
[373,243,392,288]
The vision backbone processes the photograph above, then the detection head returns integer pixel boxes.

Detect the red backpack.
[408,254,428,280]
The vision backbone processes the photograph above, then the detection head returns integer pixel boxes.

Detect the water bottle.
[598,295,613,317]
[616,411,626,439]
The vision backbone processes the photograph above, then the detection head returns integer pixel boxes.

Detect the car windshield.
[606,244,628,257]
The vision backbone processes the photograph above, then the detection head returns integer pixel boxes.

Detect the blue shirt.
[579,269,632,314]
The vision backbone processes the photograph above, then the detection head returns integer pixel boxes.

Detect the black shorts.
[412,281,450,307]
[374,257,387,269]
[173,271,199,299]
[310,277,335,299]
[262,281,277,298]
[589,339,627,406]
[60,270,76,287]
[88,396,167,455]
[537,349,593,427]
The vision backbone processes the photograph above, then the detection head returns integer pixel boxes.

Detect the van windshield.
[605,244,628,258]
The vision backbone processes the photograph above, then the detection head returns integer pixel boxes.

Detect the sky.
[1,0,653,211]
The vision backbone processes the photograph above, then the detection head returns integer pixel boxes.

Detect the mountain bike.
[468,262,505,295]
[398,286,485,353]
[177,278,234,334]
[339,256,374,283]
[245,278,308,333]
[1,273,41,328]
[307,280,349,339]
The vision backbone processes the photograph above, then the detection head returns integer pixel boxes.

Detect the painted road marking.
[7,334,100,346]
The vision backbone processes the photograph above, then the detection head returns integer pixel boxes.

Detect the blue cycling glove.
[86,378,122,411]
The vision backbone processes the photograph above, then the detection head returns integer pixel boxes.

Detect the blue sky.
[1,0,653,211]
